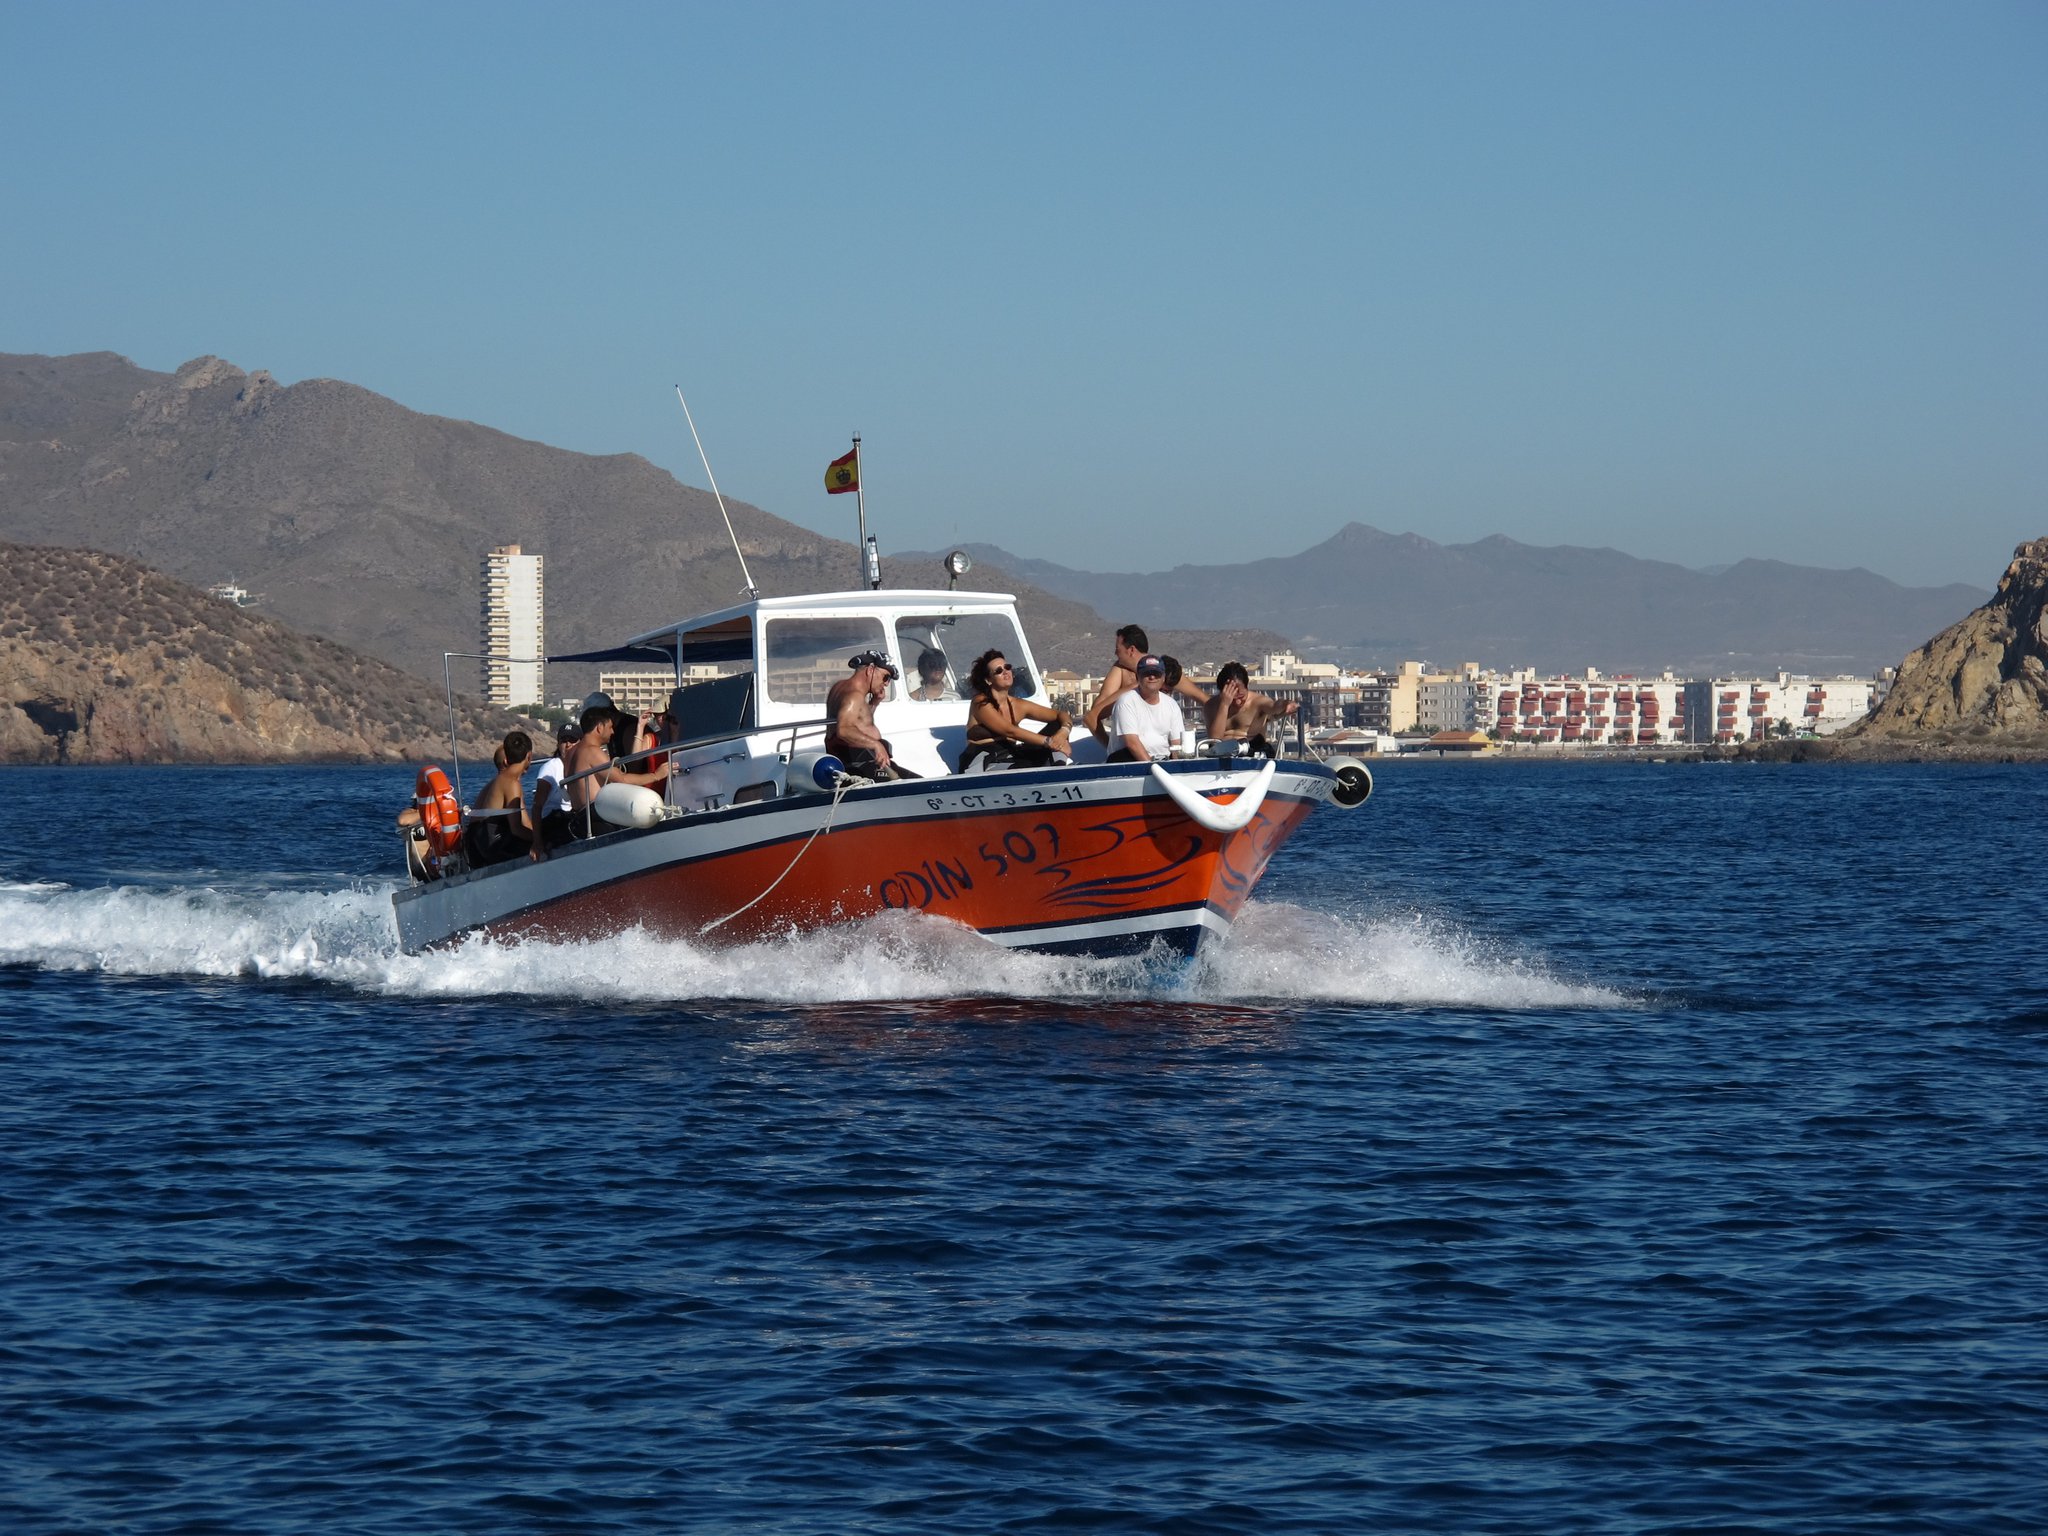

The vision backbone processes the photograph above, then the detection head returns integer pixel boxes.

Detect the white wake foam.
[0,880,1628,1010]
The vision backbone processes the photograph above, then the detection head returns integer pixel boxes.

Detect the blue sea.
[2,761,2044,1534]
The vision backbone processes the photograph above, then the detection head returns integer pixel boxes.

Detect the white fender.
[1148,758,1277,834]
[593,782,666,829]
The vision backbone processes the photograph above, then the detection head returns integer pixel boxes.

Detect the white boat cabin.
[606,589,1054,810]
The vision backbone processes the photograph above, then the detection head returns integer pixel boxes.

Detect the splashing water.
[0,877,1626,1010]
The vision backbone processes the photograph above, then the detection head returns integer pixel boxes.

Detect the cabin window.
[761,616,889,708]
[892,613,1033,700]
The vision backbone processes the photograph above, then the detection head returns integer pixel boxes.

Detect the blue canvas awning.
[545,643,678,667]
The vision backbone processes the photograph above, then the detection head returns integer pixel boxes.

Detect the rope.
[698,776,858,935]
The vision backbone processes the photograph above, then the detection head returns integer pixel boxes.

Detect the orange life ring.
[415,766,463,857]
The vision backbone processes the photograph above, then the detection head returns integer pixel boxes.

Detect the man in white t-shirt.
[1108,655,1185,762]
[527,722,580,859]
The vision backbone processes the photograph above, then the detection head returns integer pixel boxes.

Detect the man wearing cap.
[1108,655,1186,763]
[826,651,920,781]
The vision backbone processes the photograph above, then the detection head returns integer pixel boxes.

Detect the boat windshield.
[893,611,1033,699]
[761,615,890,707]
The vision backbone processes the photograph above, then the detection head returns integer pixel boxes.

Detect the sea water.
[1,762,2042,1534]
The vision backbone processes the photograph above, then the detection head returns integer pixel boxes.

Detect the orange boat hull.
[394,762,1338,957]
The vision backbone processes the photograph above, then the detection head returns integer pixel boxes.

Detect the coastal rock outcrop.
[1840,537,2048,752]
[0,541,539,764]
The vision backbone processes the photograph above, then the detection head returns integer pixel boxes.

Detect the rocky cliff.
[1829,537,2048,756]
[0,542,540,764]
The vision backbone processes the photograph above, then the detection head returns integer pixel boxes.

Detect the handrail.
[439,647,556,810]
[555,714,839,792]
[550,714,842,840]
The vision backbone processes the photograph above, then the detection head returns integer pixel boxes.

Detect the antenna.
[674,385,758,598]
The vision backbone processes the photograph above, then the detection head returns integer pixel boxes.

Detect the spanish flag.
[825,447,859,495]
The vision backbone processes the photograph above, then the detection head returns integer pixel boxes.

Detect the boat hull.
[392,760,1337,957]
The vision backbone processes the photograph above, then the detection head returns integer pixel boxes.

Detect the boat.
[394,574,1371,957]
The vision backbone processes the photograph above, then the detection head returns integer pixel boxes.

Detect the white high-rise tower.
[481,544,545,707]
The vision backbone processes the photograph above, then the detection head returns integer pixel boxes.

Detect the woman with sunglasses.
[958,648,1073,772]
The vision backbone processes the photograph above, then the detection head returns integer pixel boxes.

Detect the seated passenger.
[1082,626,1205,743]
[640,708,672,776]
[395,801,431,879]
[563,695,622,837]
[825,651,921,781]
[1108,655,1185,763]
[1083,623,1149,746]
[607,710,672,790]
[1203,661,1299,754]
[908,648,952,701]
[528,723,580,859]
[465,731,535,867]
[958,648,1072,771]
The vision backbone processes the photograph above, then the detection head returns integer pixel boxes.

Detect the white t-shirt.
[533,755,567,817]
[1110,691,1184,759]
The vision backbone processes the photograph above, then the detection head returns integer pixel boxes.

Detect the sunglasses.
[991,663,1013,674]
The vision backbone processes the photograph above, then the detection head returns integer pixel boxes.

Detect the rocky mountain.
[4,349,1991,685]
[1837,537,2048,752]
[0,542,540,764]
[0,351,1257,688]
[954,528,1990,676]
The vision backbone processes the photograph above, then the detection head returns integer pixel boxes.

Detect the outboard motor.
[1327,757,1373,808]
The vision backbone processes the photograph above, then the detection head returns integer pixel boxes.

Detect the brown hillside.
[0,351,1268,688]
[0,541,540,764]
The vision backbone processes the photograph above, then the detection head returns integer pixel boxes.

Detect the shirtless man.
[1083,624,1150,746]
[562,703,617,832]
[826,650,919,780]
[465,730,534,866]
[1203,661,1299,752]
[561,696,674,836]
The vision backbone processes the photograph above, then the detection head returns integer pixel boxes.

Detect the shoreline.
[8,743,2047,770]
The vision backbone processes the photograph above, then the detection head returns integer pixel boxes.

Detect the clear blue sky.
[3,1,2040,588]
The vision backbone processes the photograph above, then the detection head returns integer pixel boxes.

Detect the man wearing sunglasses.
[826,650,921,781]
[1108,655,1187,763]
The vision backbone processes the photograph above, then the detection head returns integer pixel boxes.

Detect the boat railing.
[437,649,549,806]
[555,715,838,840]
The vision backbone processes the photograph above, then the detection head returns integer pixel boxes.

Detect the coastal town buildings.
[1489,669,1878,745]
[562,637,1884,753]
[481,544,544,707]
[596,664,735,719]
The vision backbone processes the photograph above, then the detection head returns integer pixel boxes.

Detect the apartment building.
[1491,669,1877,745]
[1689,674,1879,743]
[1492,672,1691,745]
[480,544,545,707]
[1416,663,1483,732]
[597,663,751,719]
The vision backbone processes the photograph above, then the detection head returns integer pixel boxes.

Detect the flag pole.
[852,433,879,589]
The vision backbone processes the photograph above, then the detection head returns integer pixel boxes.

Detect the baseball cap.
[1136,655,1166,676]
[848,650,899,678]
